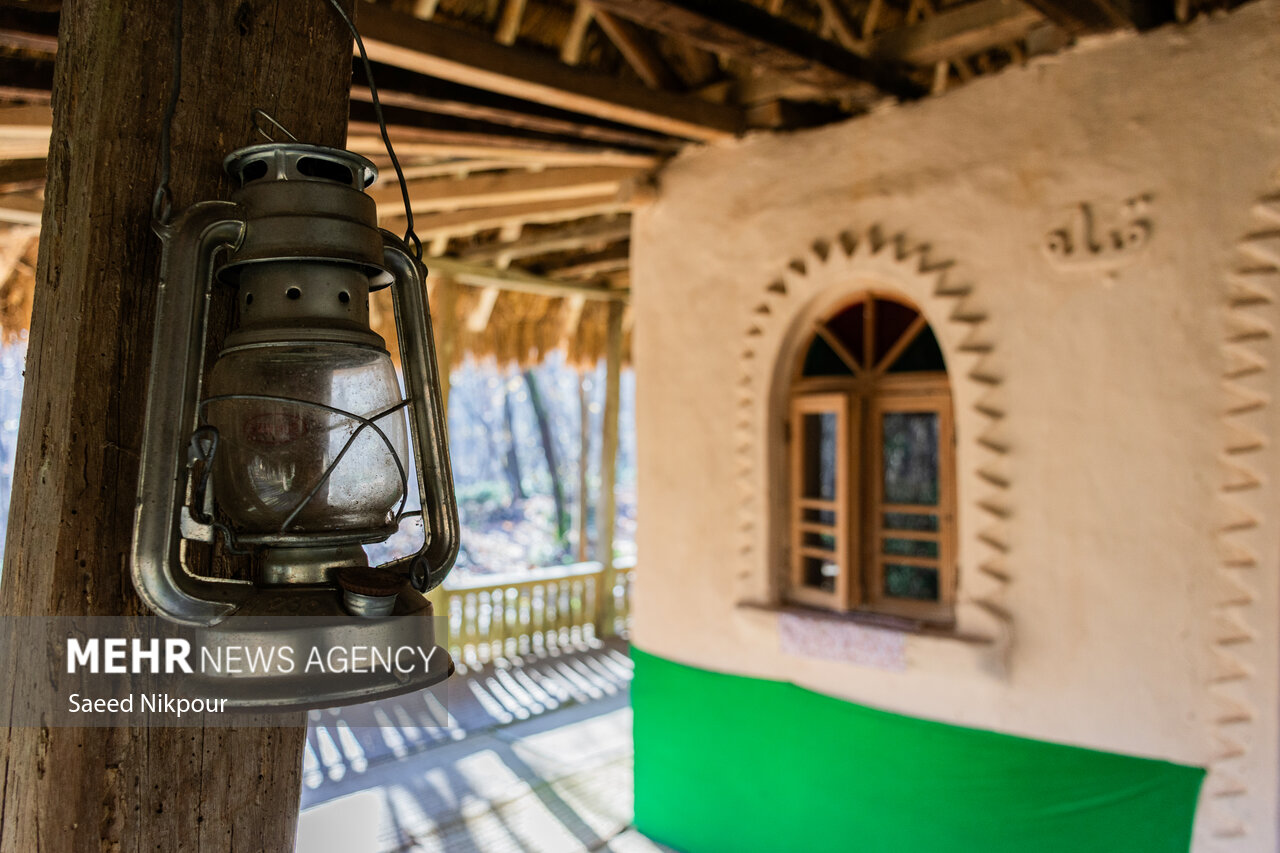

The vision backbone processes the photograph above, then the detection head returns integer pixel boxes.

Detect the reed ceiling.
[0,0,1234,366]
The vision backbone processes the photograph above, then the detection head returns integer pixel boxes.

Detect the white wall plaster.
[630,3,1280,850]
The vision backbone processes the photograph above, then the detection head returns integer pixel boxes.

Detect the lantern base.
[188,587,452,710]
[260,543,369,585]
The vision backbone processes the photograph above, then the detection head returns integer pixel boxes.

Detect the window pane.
[803,531,838,551]
[804,508,837,525]
[883,538,939,558]
[884,563,939,601]
[872,299,920,365]
[801,412,838,500]
[824,302,865,367]
[802,555,839,592]
[883,512,938,531]
[886,325,946,373]
[882,412,939,505]
[802,336,854,377]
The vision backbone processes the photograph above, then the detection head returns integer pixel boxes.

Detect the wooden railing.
[432,557,635,671]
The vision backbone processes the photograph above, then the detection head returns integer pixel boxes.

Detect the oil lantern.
[131,142,459,709]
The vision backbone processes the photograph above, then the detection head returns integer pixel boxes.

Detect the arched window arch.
[787,292,956,624]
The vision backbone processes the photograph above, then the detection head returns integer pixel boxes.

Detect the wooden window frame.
[784,295,957,626]
[788,393,858,611]
[864,388,956,623]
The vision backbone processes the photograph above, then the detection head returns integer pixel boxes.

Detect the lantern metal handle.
[378,234,460,591]
[132,201,254,626]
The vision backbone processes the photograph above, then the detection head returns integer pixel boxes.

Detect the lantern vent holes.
[245,293,254,305]
[297,156,354,187]
[286,287,302,301]
[339,291,351,304]
[239,160,269,185]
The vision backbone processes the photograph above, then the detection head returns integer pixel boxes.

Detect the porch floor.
[295,639,674,853]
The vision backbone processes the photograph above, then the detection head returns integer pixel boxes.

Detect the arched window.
[788,293,956,624]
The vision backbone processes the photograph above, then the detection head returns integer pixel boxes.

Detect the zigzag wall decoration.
[1206,192,1279,845]
[735,227,1012,649]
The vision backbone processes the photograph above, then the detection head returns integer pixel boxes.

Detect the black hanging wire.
[323,0,423,259]
[151,0,421,260]
[151,0,184,226]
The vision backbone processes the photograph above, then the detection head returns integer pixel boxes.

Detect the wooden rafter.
[584,0,925,101]
[541,244,630,279]
[0,159,46,193]
[348,119,662,168]
[367,165,645,217]
[0,7,58,55]
[871,0,1044,66]
[425,256,629,301]
[346,133,660,168]
[354,3,744,141]
[560,1,596,65]
[385,192,636,244]
[814,0,866,52]
[1019,0,1148,32]
[0,192,42,226]
[0,56,54,104]
[461,218,631,264]
[496,0,529,44]
[351,82,681,152]
[591,7,681,90]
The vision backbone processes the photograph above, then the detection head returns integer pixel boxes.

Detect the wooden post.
[594,300,624,638]
[431,274,459,413]
[0,2,353,850]
[576,368,591,563]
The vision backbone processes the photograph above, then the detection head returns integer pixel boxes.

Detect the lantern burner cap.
[338,567,406,620]
[224,143,378,191]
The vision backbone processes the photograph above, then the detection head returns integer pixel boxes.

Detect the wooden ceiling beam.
[496,0,529,45]
[590,7,681,91]
[0,192,43,226]
[539,244,631,279]
[1018,0,1159,32]
[560,1,596,65]
[354,3,743,142]
[0,7,58,55]
[584,0,925,101]
[348,119,663,169]
[347,134,661,169]
[368,165,645,216]
[461,218,631,265]
[378,159,532,182]
[0,159,46,193]
[871,0,1044,65]
[0,56,54,104]
[425,256,630,301]
[385,192,636,245]
[814,0,866,52]
[0,105,52,160]
[350,76,681,152]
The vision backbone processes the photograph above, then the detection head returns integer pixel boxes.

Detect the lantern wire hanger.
[151,0,424,260]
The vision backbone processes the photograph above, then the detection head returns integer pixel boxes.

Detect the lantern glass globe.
[206,342,408,533]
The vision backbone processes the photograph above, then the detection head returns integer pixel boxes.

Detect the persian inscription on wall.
[1044,194,1154,271]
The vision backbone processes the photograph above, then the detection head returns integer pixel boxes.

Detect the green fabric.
[632,648,1204,853]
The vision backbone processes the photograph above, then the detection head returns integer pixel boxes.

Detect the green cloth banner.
[632,648,1203,853]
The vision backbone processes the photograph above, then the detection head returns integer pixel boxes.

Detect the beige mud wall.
[630,3,1280,849]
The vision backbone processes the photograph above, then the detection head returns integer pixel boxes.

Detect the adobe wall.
[630,3,1280,848]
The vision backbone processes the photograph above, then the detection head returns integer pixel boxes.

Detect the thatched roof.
[0,0,1231,364]
[371,279,631,371]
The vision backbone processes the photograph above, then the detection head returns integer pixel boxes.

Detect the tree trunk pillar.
[0,2,354,850]
[594,300,624,639]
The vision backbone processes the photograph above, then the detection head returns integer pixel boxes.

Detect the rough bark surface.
[0,2,353,850]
